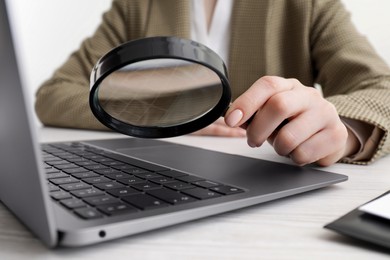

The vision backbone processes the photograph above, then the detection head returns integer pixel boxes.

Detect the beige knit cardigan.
[35,0,390,164]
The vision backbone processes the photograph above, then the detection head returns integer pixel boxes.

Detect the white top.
[190,0,234,65]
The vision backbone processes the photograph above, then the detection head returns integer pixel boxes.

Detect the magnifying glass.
[90,36,231,138]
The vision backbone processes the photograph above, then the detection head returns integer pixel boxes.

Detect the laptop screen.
[0,0,57,247]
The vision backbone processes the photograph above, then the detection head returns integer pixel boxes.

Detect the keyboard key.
[112,164,138,171]
[72,172,100,179]
[182,188,221,200]
[54,163,79,170]
[211,186,245,195]
[43,157,61,162]
[50,177,79,185]
[117,176,145,185]
[82,176,112,184]
[94,182,126,190]
[103,172,131,180]
[83,165,110,171]
[67,157,89,163]
[122,194,168,210]
[74,161,97,167]
[46,160,70,166]
[132,172,164,179]
[100,161,125,167]
[51,152,72,157]
[164,181,196,191]
[94,168,122,175]
[131,181,161,191]
[107,187,141,197]
[147,188,197,205]
[177,175,204,183]
[97,202,138,215]
[60,182,91,191]
[122,168,150,175]
[149,176,176,184]
[83,155,106,161]
[83,195,119,206]
[46,172,69,179]
[50,190,72,200]
[74,207,104,219]
[58,154,79,160]
[45,168,61,174]
[62,167,90,174]
[71,188,105,198]
[193,180,220,188]
[60,198,87,209]
[48,183,60,192]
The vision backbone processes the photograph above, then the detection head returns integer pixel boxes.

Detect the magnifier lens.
[90,36,231,138]
[97,59,223,128]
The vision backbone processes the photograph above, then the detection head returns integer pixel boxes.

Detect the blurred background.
[6,0,390,126]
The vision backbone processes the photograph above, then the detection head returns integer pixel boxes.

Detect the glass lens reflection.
[97,59,223,127]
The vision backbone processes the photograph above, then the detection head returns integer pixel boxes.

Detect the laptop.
[0,0,347,248]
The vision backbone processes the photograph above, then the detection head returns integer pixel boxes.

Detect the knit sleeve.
[35,0,130,130]
[310,0,390,164]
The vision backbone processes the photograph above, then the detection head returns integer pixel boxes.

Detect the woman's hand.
[224,76,359,166]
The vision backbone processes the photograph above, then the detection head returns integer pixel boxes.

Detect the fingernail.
[248,140,262,148]
[248,141,256,148]
[226,109,243,127]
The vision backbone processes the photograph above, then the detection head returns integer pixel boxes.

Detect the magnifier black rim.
[90,36,231,138]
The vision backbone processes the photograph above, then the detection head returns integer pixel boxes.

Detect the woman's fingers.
[224,75,350,166]
[191,117,246,137]
[225,76,295,127]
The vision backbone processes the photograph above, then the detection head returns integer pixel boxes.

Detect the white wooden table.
[1,127,390,259]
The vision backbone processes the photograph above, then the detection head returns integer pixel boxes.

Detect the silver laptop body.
[0,0,347,247]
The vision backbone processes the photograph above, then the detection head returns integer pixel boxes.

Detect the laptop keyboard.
[41,142,244,220]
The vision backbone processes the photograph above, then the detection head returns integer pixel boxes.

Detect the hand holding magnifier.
[89,36,231,138]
